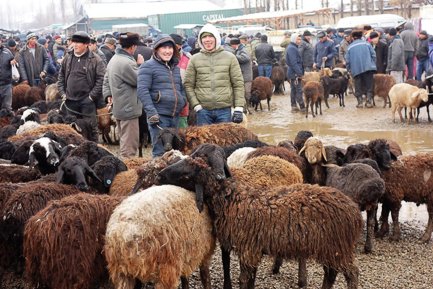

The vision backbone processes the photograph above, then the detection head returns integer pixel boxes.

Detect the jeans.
[416,58,429,81]
[196,107,231,126]
[289,79,304,108]
[148,114,179,158]
[404,51,415,80]
[258,64,272,78]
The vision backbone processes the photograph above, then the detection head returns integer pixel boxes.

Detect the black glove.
[232,111,243,124]
[148,114,160,125]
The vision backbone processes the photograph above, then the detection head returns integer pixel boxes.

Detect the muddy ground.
[2,90,433,289]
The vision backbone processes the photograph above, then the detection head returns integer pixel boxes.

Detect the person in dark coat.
[137,35,187,157]
[286,33,305,111]
[18,32,49,86]
[369,31,388,74]
[0,38,16,111]
[99,37,116,64]
[415,30,430,81]
[299,30,314,71]
[255,34,275,78]
[313,31,337,69]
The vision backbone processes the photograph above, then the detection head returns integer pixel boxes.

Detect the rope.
[60,100,113,117]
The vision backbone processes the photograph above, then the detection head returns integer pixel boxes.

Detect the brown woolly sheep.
[44,83,60,102]
[123,156,151,170]
[303,80,324,118]
[97,107,117,144]
[271,64,286,94]
[377,153,433,243]
[8,124,85,146]
[0,182,83,273]
[24,193,123,289]
[158,144,362,289]
[301,68,332,85]
[389,83,429,123]
[0,164,41,183]
[373,74,396,108]
[104,185,215,289]
[24,86,44,107]
[11,83,31,110]
[250,76,273,111]
[158,123,259,155]
[300,137,386,253]
[109,169,138,197]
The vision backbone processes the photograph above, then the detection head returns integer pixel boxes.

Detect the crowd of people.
[1,21,432,158]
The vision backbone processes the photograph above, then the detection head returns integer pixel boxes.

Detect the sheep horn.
[321,146,328,162]
[298,145,306,155]
[129,178,145,196]
[195,183,204,213]
[85,164,102,184]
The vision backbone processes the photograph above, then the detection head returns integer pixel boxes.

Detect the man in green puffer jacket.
[184,23,245,126]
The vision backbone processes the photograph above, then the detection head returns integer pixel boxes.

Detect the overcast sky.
[0,0,340,31]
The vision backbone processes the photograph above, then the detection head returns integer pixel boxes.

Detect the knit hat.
[104,37,116,46]
[26,32,37,41]
[7,39,16,47]
[118,32,139,48]
[303,30,312,37]
[420,30,428,36]
[71,31,91,44]
[54,35,61,40]
[37,38,47,45]
[344,29,352,36]
[369,31,379,39]
[229,37,240,45]
[388,28,397,36]
[169,33,183,46]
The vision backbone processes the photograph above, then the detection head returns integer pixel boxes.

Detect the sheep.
[24,86,44,107]
[0,140,16,160]
[11,83,31,110]
[29,100,49,114]
[56,156,103,192]
[90,155,127,193]
[158,123,259,155]
[24,193,124,289]
[8,124,85,146]
[104,185,216,289]
[0,124,17,140]
[123,156,151,170]
[303,80,324,118]
[0,108,15,128]
[47,109,65,124]
[300,137,386,253]
[60,140,114,166]
[372,74,396,108]
[0,164,41,183]
[404,79,433,122]
[20,108,40,124]
[250,76,273,111]
[376,152,433,243]
[301,68,332,85]
[222,139,268,158]
[277,139,297,152]
[294,130,313,152]
[389,83,429,123]
[62,114,96,141]
[44,83,60,102]
[97,106,117,145]
[16,120,41,135]
[321,75,348,107]
[271,63,286,94]
[226,147,257,168]
[109,169,138,197]
[0,182,82,272]
[157,143,362,289]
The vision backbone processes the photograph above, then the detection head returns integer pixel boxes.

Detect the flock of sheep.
[1,94,433,289]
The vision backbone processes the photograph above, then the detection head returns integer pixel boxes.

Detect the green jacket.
[184,46,245,110]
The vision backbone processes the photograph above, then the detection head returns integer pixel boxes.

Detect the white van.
[336,14,406,29]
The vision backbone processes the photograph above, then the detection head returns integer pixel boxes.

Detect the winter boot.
[356,97,363,108]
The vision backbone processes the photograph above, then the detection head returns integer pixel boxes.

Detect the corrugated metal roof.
[84,0,243,19]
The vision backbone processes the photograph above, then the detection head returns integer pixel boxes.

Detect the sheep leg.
[324,95,330,108]
[343,264,360,289]
[259,102,263,111]
[199,261,212,289]
[311,101,315,118]
[298,258,307,288]
[319,99,322,115]
[321,266,337,289]
[390,204,402,241]
[181,277,189,289]
[267,98,271,111]
[239,262,258,289]
[376,203,390,238]
[271,256,283,274]
[420,203,433,243]
[387,96,391,108]
[364,206,377,253]
[427,105,431,122]
[221,246,233,289]
[397,107,404,123]
[342,93,345,107]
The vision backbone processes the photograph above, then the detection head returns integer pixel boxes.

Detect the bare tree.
[340,0,345,18]
[350,0,354,16]
[365,0,369,14]
[357,0,362,15]
[377,0,384,13]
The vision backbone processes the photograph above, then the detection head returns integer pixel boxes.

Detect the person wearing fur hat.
[103,32,144,158]
[57,31,106,143]
[137,34,187,157]
[18,32,49,86]
[184,23,245,126]
[286,33,305,112]
[346,30,377,108]
[0,38,17,111]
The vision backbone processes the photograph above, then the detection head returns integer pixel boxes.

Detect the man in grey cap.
[415,30,430,81]
[18,32,49,86]
[338,29,352,66]
[100,37,116,64]
[313,31,336,69]
[58,31,106,143]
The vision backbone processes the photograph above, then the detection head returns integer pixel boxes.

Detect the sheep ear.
[322,146,328,162]
[28,152,38,168]
[195,183,204,213]
[410,91,420,100]
[85,164,102,183]
[390,152,398,161]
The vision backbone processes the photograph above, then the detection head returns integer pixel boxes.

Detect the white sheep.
[389,83,429,123]
[16,121,41,135]
[104,185,216,289]
[226,146,257,168]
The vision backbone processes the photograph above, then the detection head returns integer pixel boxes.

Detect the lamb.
[301,68,332,85]
[0,164,41,183]
[271,63,286,94]
[90,155,127,193]
[60,140,114,166]
[158,144,362,289]
[24,193,124,289]
[20,108,40,124]
[373,74,396,108]
[16,120,41,135]
[321,75,349,107]
[300,137,385,253]
[0,140,16,160]
[404,79,433,122]
[250,76,273,111]
[303,80,324,118]
[332,67,354,95]
[123,156,151,170]
[376,152,433,243]
[56,156,102,191]
[28,136,63,174]
[389,83,429,123]
[0,182,82,272]
[158,122,259,155]
[226,147,257,168]
[47,109,65,124]
[44,83,60,102]
[11,83,31,110]
[97,106,117,144]
[109,169,138,197]
[105,185,215,289]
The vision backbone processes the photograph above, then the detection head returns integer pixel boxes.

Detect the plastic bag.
[11,64,20,81]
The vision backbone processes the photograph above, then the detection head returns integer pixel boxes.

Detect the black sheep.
[321,75,349,107]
